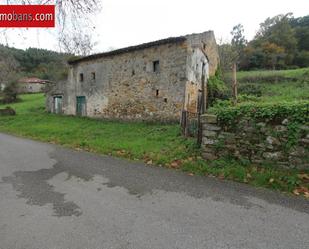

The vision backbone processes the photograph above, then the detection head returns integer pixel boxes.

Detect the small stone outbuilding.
[18,77,49,93]
[46,31,219,122]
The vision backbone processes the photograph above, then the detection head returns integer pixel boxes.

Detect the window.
[156,89,159,96]
[153,60,160,72]
[79,73,84,82]
[132,70,135,76]
[91,72,96,80]
[164,98,167,103]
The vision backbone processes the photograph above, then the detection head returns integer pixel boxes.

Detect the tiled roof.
[18,77,50,84]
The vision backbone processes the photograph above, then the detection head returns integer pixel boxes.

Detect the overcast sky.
[2,0,309,52]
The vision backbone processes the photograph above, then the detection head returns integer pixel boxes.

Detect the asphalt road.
[0,133,308,249]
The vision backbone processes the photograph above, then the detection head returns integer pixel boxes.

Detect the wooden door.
[76,96,86,116]
[53,96,63,114]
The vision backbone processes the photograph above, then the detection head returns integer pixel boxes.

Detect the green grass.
[236,81,309,104]
[0,93,308,197]
[228,67,309,104]
[236,67,309,82]
[181,158,307,193]
[258,81,309,103]
[0,94,197,166]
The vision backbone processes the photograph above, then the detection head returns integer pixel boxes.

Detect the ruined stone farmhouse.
[46,31,219,122]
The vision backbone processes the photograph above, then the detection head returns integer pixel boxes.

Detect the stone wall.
[186,31,219,76]
[201,114,309,169]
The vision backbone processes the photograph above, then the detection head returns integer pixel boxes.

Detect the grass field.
[227,67,309,104]
[236,67,309,82]
[0,93,308,196]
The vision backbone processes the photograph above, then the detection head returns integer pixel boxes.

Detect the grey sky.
[1,0,308,52]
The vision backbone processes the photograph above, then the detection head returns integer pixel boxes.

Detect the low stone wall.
[0,107,16,116]
[201,114,309,169]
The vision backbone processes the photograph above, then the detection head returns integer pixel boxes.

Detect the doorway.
[53,96,63,114]
[76,96,86,116]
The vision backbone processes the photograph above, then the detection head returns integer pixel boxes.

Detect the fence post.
[181,110,188,137]
[232,63,238,104]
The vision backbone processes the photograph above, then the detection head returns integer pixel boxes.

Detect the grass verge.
[0,93,308,198]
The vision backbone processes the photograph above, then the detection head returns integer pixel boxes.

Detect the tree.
[290,15,309,53]
[294,51,309,68]
[0,46,20,85]
[58,31,97,56]
[231,24,247,54]
[254,13,297,65]
[261,42,286,69]
[231,24,247,65]
[218,43,238,72]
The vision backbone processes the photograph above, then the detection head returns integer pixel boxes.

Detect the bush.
[207,69,229,107]
[237,94,260,103]
[1,82,19,104]
[238,83,263,96]
[209,101,309,126]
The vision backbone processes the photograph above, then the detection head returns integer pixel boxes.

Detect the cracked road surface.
[0,133,308,249]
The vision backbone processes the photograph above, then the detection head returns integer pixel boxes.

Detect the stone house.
[18,77,49,93]
[46,31,219,121]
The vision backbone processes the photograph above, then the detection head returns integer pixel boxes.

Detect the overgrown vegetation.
[207,68,228,106]
[0,94,308,197]
[208,67,309,155]
[210,100,308,153]
[209,101,309,126]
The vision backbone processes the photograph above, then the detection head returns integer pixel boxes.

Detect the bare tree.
[218,43,238,73]
[59,31,97,56]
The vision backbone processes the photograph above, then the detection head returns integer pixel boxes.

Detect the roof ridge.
[68,36,187,65]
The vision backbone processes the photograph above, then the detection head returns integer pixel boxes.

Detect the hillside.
[0,45,73,82]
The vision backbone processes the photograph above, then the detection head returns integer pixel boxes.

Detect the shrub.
[207,69,229,107]
[1,82,19,104]
[209,101,309,126]
[238,83,263,96]
[237,94,260,103]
